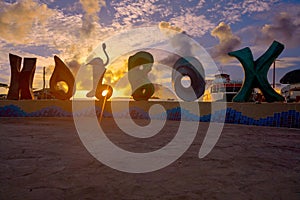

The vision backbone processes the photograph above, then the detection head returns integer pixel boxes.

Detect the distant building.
[281,83,300,102]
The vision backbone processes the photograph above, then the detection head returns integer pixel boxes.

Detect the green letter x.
[228,41,285,102]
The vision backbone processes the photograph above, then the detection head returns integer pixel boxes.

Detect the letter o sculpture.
[172,57,205,101]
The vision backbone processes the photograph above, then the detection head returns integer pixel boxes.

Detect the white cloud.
[111,0,160,26]
[208,0,277,24]
[242,0,271,14]
[170,13,215,37]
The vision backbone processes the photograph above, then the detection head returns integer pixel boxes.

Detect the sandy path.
[0,118,299,200]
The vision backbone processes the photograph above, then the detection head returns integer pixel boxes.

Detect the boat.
[209,73,243,102]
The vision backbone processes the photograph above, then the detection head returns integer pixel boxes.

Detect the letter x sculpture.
[228,41,285,102]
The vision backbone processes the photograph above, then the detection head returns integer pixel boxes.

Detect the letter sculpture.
[7,53,36,100]
[172,57,205,101]
[128,51,155,101]
[86,43,113,100]
[228,41,285,102]
[49,56,75,100]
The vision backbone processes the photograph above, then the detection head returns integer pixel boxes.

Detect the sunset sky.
[0,0,299,95]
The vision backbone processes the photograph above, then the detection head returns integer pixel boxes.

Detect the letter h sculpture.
[7,53,36,100]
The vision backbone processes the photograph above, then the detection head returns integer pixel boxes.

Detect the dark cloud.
[158,22,196,66]
[256,12,300,48]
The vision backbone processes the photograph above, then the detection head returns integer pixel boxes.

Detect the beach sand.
[0,118,299,200]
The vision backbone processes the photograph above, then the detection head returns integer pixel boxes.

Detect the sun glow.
[102,89,109,97]
[55,81,69,93]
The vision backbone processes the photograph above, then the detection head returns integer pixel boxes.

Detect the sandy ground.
[0,117,299,200]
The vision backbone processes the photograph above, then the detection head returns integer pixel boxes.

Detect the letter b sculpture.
[128,51,155,101]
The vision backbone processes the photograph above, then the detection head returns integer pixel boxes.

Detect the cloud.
[209,0,276,24]
[158,21,183,33]
[271,57,300,69]
[66,59,82,75]
[0,7,108,89]
[0,0,54,44]
[242,0,271,14]
[58,0,107,89]
[256,12,300,48]
[211,22,241,63]
[169,13,215,37]
[158,22,195,67]
[80,0,105,14]
[111,0,159,27]
[79,0,106,37]
[110,0,212,36]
